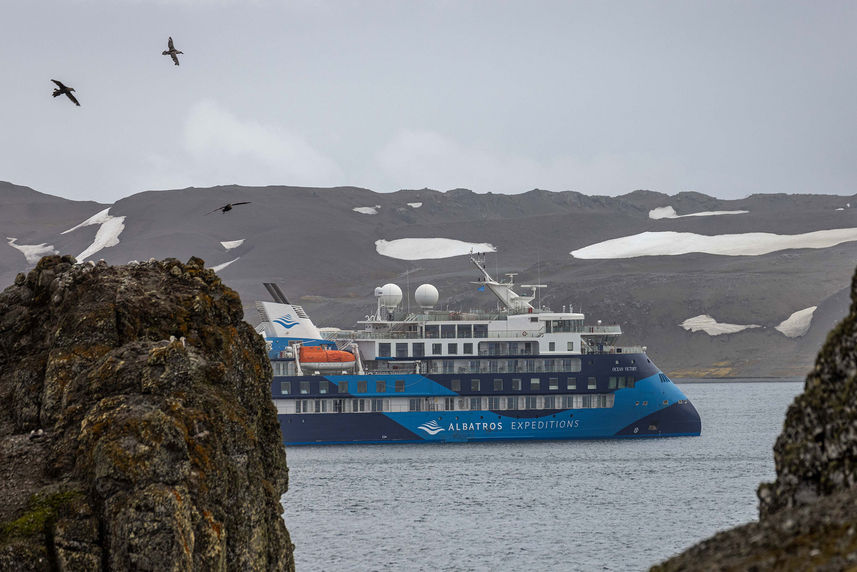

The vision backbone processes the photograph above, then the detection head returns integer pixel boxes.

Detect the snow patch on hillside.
[775,306,817,338]
[61,208,113,234]
[648,206,749,220]
[76,217,126,261]
[6,237,58,264]
[407,202,423,208]
[680,315,761,336]
[571,229,857,259]
[220,239,245,250]
[353,205,381,215]
[62,208,127,261]
[210,257,240,272]
[376,238,496,260]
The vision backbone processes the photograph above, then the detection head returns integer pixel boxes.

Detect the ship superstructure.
[259,255,701,444]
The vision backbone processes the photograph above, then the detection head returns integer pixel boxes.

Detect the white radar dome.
[375,283,403,308]
[414,284,439,309]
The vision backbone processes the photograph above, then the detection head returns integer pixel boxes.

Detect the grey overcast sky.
[1,0,854,203]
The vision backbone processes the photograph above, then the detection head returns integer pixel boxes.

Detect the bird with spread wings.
[51,80,80,106]
[162,37,183,66]
[206,202,252,215]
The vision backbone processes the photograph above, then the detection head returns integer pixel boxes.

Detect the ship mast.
[470,253,542,313]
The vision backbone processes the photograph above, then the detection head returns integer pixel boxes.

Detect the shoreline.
[673,377,804,384]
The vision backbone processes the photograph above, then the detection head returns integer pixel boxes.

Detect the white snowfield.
[61,208,114,234]
[220,239,245,250]
[407,202,423,208]
[775,306,817,338]
[648,206,749,220]
[680,315,761,336]
[62,207,127,262]
[376,238,496,260]
[6,237,58,264]
[210,257,240,272]
[571,228,857,259]
[353,205,381,215]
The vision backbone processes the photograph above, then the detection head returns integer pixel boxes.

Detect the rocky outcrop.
[653,271,857,570]
[0,255,293,570]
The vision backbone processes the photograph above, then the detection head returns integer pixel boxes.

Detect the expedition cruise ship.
[258,255,701,445]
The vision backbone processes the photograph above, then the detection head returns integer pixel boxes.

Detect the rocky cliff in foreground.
[0,256,293,570]
[653,269,857,570]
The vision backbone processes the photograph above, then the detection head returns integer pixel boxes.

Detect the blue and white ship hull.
[271,355,701,445]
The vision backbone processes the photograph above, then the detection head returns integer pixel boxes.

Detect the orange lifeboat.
[299,346,356,371]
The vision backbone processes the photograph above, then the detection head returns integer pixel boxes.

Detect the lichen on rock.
[0,255,294,570]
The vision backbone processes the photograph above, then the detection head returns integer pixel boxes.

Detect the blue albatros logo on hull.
[274,314,299,329]
[417,420,445,435]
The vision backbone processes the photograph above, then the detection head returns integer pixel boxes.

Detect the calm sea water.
[281,381,803,571]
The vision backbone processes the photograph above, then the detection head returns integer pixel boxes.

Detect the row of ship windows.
[419,320,584,338]
[422,324,489,339]
[272,357,609,377]
[378,341,568,358]
[423,358,583,374]
[278,375,636,395]
[281,393,615,414]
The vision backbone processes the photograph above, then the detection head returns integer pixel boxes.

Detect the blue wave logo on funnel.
[274,314,299,330]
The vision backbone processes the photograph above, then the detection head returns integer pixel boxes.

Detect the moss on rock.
[1,490,83,539]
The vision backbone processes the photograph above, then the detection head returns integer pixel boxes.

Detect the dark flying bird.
[51,79,80,106]
[162,37,183,66]
[206,202,251,215]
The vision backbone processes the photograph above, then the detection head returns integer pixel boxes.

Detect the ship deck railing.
[325,329,546,340]
[583,345,646,355]
[324,324,622,341]
[579,325,622,335]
